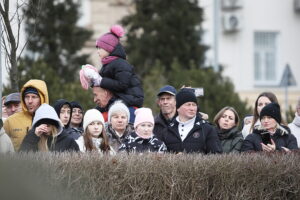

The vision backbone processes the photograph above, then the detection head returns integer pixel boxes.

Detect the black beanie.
[260,102,281,124]
[176,89,198,109]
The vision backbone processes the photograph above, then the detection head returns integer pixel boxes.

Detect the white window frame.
[254,31,280,86]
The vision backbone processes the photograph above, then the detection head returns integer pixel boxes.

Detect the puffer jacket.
[217,126,243,153]
[4,80,49,151]
[19,104,79,152]
[119,132,167,153]
[241,125,298,152]
[99,44,144,107]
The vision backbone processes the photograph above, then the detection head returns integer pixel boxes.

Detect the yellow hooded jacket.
[3,80,49,151]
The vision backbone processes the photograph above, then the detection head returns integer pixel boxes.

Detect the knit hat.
[83,109,105,131]
[70,101,83,111]
[260,102,281,124]
[108,100,130,123]
[96,25,125,53]
[134,108,154,129]
[176,88,198,109]
[23,87,39,96]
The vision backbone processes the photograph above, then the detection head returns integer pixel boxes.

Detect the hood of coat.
[20,79,49,113]
[53,99,72,128]
[110,43,126,59]
[292,112,300,127]
[32,104,64,135]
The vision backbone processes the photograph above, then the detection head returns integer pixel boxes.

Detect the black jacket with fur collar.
[241,125,298,152]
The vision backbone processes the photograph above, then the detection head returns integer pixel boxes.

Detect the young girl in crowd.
[241,102,298,152]
[76,109,114,155]
[79,25,144,108]
[119,108,167,153]
[106,100,133,152]
[242,92,278,138]
[213,107,243,153]
[20,104,79,152]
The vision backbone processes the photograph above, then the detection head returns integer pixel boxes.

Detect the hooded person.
[79,25,144,108]
[53,99,72,129]
[118,108,167,153]
[288,97,300,147]
[0,119,14,153]
[241,102,298,152]
[19,104,79,152]
[4,79,49,151]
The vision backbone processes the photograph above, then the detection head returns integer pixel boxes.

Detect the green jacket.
[217,127,243,153]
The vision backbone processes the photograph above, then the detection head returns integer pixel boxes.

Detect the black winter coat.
[118,132,167,153]
[241,125,298,152]
[153,112,176,140]
[99,44,144,107]
[162,114,222,154]
[19,129,79,152]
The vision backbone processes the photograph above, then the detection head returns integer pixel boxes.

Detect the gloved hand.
[79,64,102,90]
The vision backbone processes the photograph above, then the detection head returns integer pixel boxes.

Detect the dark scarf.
[218,126,239,140]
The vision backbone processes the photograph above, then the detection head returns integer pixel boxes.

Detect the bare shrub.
[1,152,300,200]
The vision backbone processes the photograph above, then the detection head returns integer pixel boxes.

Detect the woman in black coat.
[241,103,298,152]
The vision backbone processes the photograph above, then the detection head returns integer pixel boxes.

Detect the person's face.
[93,87,108,108]
[6,102,21,116]
[218,110,236,130]
[244,116,253,126]
[135,122,154,139]
[177,102,197,121]
[97,48,109,59]
[24,93,41,114]
[257,96,272,116]
[87,121,103,138]
[71,108,83,127]
[261,116,277,131]
[157,93,176,116]
[60,104,71,126]
[110,112,128,133]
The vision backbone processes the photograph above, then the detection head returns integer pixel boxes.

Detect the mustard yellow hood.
[20,79,49,112]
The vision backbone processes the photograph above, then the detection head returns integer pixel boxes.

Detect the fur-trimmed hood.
[254,124,290,136]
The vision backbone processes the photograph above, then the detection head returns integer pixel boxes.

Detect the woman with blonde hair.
[213,106,243,153]
[241,103,298,152]
[20,104,79,152]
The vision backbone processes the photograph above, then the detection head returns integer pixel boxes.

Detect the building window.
[254,32,279,85]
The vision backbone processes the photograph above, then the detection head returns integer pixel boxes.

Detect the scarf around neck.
[101,56,119,65]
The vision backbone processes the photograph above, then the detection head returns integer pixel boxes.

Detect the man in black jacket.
[162,89,222,154]
[154,85,177,139]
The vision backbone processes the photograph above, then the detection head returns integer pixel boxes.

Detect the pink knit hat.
[134,108,154,129]
[96,25,125,53]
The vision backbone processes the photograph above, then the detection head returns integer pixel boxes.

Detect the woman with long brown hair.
[76,109,114,154]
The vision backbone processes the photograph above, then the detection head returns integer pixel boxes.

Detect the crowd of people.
[1,25,299,154]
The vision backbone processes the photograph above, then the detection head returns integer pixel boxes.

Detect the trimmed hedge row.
[1,152,300,200]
